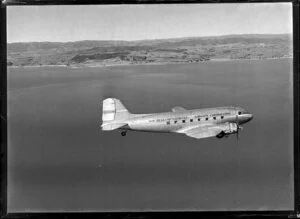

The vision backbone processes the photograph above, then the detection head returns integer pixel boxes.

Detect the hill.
[7,34,293,67]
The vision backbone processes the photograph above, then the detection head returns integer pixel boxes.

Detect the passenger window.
[205,118,208,121]
[221,116,224,119]
[190,119,193,122]
[174,121,177,124]
[198,118,200,121]
[213,117,216,120]
[238,111,241,115]
[182,120,185,123]
[166,121,170,125]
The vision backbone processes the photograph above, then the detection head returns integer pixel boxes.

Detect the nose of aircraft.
[247,114,254,122]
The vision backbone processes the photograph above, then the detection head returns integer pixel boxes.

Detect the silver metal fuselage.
[121,107,253,133]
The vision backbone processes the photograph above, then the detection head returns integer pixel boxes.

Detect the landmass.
[7,34,293,67]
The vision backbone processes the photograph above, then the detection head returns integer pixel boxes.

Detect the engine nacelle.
[223,123,238,134]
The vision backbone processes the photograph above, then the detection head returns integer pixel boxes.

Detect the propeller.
[236,114,239,140]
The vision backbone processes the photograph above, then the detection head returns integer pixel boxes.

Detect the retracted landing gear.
[121,131,127,136]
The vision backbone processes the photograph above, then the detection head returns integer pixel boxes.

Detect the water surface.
[8,59,294,212]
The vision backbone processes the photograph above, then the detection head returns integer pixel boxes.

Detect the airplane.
[101,98,253,139]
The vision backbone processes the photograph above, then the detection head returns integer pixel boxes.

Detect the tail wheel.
[121,131,127,136]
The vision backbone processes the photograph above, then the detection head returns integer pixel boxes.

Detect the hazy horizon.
[7,3,292,43]
[7,33,293,44]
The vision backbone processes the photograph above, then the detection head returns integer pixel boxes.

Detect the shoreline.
[8,57,292,69]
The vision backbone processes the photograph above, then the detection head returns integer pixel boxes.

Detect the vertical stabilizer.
[102,98,116,122]
[101,98,131,130]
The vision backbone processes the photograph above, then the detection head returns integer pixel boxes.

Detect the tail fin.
[101,98,131,130]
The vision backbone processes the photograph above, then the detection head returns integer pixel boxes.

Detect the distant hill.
[7,34,293,67]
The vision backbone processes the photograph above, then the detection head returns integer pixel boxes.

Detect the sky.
[7,3,293,43]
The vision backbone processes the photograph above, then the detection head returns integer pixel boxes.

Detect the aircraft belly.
[128,122,177,133]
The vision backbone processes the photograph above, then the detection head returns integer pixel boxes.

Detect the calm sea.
[7,59,294,212]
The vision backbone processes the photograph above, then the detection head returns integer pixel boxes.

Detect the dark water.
[8,59,294,212]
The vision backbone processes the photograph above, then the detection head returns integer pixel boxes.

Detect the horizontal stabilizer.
[102,123,127,131]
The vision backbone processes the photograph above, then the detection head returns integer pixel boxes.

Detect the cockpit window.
[238,109,250,115]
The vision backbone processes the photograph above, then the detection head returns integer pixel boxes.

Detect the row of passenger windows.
[166,116,224,125]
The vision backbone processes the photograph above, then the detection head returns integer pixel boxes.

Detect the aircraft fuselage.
[101,98,253,139]
[121,107,253,133]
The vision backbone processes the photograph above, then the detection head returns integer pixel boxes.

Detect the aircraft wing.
[176,124,224,139]
[172,106,187,112]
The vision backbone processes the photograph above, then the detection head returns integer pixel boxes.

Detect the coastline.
[7,56,293,69]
